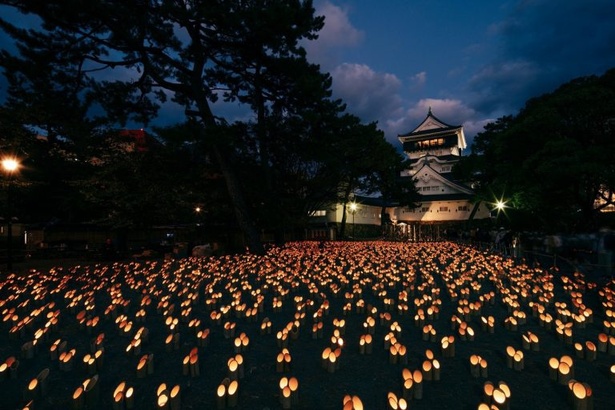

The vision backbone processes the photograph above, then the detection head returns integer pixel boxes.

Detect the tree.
[0,0,328,254]
[457,69,615,232]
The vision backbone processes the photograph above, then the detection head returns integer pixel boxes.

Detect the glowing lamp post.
[2,157,19,271]
[348,202,358,239]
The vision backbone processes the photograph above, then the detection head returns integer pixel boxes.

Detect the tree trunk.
[211,143,265,255]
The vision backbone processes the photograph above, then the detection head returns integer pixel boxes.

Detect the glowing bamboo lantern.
[73,385,85,410]
[432,359,441,381]
[280,383,292,409]
[49,339,62,361]
[513,350,524,371]
[197,328,210,347]
[441,336,455,358]
[189,347,199,377]
[505,346,515,369]
[327,350,337,373]
[492,387,508,410]
[557,361,572,385]
[321,347,331,369]
[83,374,100,409]
[597,333,608,352]
[24,377,38,401]
[223,322,236,339]
[584,341,597,361]
[422,324,433,341]
[609,364,615,382]
[364,316,376,335]
[412,369,423,400]
[569,381,592,410]
[226,379,238,408]
[384,332,397,350]
[59,348,76,372]
[216,382,227,410]
[574,343,584,359]
[342,395,364,410]
[470,354,481,378]
[548,357,559,381]
[401,373,413,401]
[609,335,615,355]
[169,384,181,410]
[277,330,289,348]
[280,376,298,408]
[483,381,494,404]
[258,317,269,336]
[422,360,433,381]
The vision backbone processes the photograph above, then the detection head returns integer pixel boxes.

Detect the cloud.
[330,63,403,124]
[304,1,364,69]
[410,71,427,91]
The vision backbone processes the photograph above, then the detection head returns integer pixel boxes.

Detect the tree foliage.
[0,0,410,250]
[457,68,615,232]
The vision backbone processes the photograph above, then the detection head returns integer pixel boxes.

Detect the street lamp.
[2,157,20,271]
[348,202,358,239]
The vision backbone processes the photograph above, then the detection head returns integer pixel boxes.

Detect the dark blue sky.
[305,0,615,146]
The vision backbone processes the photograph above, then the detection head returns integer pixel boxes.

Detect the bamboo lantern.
[280,383,292,409]
[597,333,608,352]
[216,383,227,410]
[223,322,236,339]
[401,373,413,401]
[226,380,238,408]
[260,318,272,335]
[441,336,455,358]
[483,381,494,404]
[574,343,584,359]
[610,364,615,383]
[422,325,433,341]
[73,386,85,410]
[189,347,200,377]
[412,369,423,400]
[422,360,433,381]
[609,335,615,355]
[505,346,515,369]
[513,350,524,371]
[492,387,508,410]
[288,376,299,406]
[389,344,399,364]
[169,384,181,410]
[548,357,559,381]
[113,382,126,410]
[432,359,441,381]
[157,392,169,409]
[470,354,481,378]
[321,347,331,369]
[277,330,289,348]
[328,348,340,372]
[342,395,364,410]
[24,377,38,401]
[569,381,592,410]
[557,361,572,385]
[584,341,597,361]
[83,374,100,409]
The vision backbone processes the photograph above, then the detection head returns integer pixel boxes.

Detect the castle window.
[439,206,449,212]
